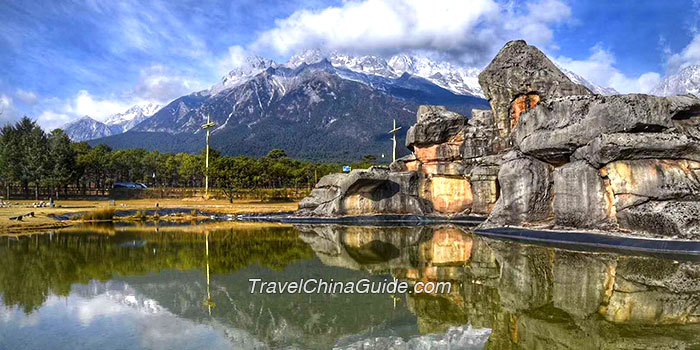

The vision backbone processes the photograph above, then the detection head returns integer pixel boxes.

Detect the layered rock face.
[298,39,700,239]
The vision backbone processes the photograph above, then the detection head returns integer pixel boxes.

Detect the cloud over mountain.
[251,0,572,67]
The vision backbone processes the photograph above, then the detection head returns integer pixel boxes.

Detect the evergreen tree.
[47,129,76,198]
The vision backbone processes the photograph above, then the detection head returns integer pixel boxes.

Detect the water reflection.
[1,223,700,349]
[299,224,700,349]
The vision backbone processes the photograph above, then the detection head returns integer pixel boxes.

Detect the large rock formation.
[298,39,700,239]
[478,40,592,152]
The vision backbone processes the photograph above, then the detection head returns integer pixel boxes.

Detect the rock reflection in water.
[298,224,700,349]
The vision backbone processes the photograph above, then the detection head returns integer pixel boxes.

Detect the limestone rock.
[297,41,700,240]
[478,40,591,149]
[553,161,616,229]
[298,168,431,216]
[469,164,500,215]
[514,94,700,163]
[616,201,700,239]
[405,105,466,150]
[603,159,700,210]
[419,176,473,213]
[667,93,700,119]
[389,153,419,172]
[298,173,348,211]
[484,152,554,226]
[460,109,501,159]
[572,133,700,168]
[418,161,465,177]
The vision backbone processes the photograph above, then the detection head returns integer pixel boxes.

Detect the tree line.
[0,117,377,200]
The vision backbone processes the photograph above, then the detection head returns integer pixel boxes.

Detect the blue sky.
[1,0,699,130]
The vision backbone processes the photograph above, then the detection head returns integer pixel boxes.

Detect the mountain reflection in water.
[1,223,699,349]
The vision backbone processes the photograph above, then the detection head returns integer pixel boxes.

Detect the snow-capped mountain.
[102,56,488,160]
[388,54,484,96]
[559,67,619,95]
[279,50,483,96]
[209,56,277,96]
[650,65,700,97]
[63,116,114,142]
[104,103,161,133]
[275,49,614,98]
[63,103,161,141]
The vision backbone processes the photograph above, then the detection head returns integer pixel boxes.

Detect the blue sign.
[342,166,351,173]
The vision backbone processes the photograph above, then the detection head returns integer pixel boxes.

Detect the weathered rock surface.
[469,164,500,215]
[478,40,591,150]
[405,105,466,150]
[297,167,431,216]
[513,94,700,163]
[484,152,553,226]
[617,201,700,239]
[553,161,616,230]
[572,132,700,168]
[604,159,700,209]
[419,175,473,213]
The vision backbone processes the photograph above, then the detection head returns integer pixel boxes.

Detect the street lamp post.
[201,114,215,199]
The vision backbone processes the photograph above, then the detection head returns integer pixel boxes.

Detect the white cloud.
[37,110,73,131]
[64,90,132,120]
[218,45,251,73]
[132,65,204,104]
[556,45,661,93]
[35,89,158,131]
[250,0,572,67]
[15,89,38,104]
[666,34,700,74]
[0,94,22,126]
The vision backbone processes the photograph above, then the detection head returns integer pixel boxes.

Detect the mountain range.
[93,55,490,161]
[74,50,693,161]
[64,103,160,141]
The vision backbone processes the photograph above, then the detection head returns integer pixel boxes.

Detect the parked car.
[113,182,148,189]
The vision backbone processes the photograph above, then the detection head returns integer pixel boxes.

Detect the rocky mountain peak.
[286,49,324,68]
[63,115,113,141]
[650,64,700,97]
[210,56,278,96]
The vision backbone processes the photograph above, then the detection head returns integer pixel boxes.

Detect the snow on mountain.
[281,50,483,96]
[650,65,700,97]
[104,102,161,133]
[63,103,161,141]
[276,50,614,98]
[63,115,114,141]
[558,67,619,95]
[285,49,325,69]
[209,56,277,96]
[388,54,483,97]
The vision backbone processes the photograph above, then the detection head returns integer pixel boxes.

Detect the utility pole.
[388,119,402,162]
[201,114,215,199]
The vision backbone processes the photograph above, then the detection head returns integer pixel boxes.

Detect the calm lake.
[1,223,699,349]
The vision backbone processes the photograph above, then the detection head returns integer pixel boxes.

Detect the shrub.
[80,208,115,221]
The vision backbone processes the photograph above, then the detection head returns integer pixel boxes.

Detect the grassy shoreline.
[0,199,298,235]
